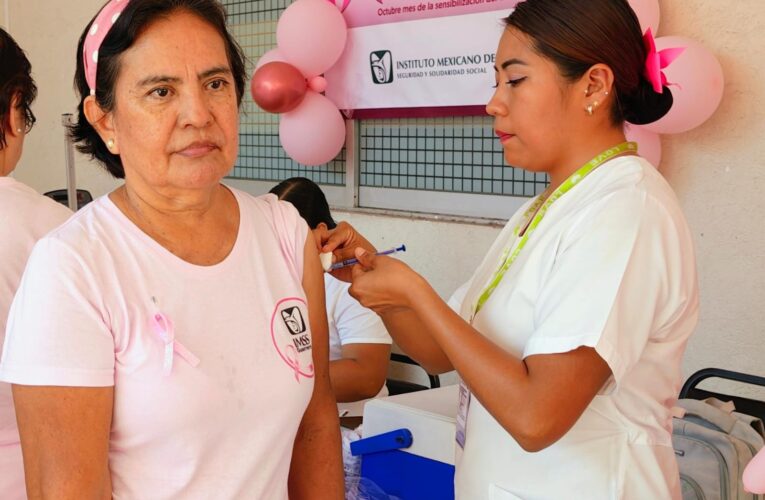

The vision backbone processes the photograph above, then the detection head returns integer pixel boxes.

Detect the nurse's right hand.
[316,221,376,283]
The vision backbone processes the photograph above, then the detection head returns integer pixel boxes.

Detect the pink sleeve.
[258,194,310,282]
[0,237,115,387]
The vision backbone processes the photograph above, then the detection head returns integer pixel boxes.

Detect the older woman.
[0,27,72,500]
[321,0,698,498]
[0,1,342,499]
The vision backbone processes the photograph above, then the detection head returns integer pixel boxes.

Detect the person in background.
[319,0,699,498]
[0,1,342,499]
[0,27,72,500]
[271,177,392,417]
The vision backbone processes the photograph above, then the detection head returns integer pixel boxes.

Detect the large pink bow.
[643,28,686,94]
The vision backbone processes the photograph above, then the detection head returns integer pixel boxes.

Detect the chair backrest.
[386,353,441,396]
[43,189,93,210]
[680,368,765,422]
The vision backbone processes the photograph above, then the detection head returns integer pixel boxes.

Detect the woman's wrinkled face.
[108,10,239,193]
[486,27,579,174]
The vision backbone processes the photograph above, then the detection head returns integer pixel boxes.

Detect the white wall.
[8,0,765,394]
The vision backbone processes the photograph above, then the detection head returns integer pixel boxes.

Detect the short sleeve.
[0,237,115,387]
[447,280,472,315]
[334,284,391,346]
[523,191,689,384]
[258,193,310,281]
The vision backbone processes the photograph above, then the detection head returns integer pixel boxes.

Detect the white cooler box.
[351,385,459,500]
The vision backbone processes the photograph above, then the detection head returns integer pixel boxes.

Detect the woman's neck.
[546,127,629,192]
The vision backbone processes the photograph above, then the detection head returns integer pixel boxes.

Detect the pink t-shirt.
[0,177,72,500]
[0,189,316,499]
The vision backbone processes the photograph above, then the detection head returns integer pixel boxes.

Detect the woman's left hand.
[349,248,426,315]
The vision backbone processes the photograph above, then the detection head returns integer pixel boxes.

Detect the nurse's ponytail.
[505,0,673,126]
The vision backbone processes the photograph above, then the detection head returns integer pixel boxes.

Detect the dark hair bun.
[621,77,674,125]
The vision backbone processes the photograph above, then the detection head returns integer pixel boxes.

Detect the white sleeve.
[0,237,115,387]
[447,280,472,314]
[334,286,391,346]
[523,191,692,384]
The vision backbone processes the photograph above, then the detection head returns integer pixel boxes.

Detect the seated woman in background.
[0,27,73,500]
[271,177,392,417]
[0,2,342,499]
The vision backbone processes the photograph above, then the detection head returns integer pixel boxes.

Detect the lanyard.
[471,142,637,320]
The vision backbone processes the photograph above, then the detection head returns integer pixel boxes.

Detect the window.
[222,0,547,220]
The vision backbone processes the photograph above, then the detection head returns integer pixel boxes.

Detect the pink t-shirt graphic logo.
[271,298,314,382]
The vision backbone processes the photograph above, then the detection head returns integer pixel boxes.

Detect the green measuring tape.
[471,142,638,319]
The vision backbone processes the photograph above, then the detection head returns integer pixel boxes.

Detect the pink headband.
[643,28,685,94]
[83,0,130,96]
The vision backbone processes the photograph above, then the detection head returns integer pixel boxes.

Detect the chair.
[386,352,441,396]
[43,189,93,210]
[680,368,765,421]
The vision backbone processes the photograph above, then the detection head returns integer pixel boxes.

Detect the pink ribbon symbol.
[326,0,383,13]
[285,344,315,383]
[151,312,200,376]
[643,28,685,94]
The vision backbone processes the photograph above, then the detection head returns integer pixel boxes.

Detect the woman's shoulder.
[38,195,122,253]
[229,187,307,232]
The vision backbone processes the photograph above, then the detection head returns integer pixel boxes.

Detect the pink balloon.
[744,448,765,494]
[277,0,348,78]
[280,91,346,166]
[308,76,328,93]
[627,0,660,34]
[251,62,307,114]
[624,124,662,167]
[255,48,287,71]
[643,36,725,135]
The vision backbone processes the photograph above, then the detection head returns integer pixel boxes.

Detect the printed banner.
[329,0,519,28]
[325,10,510,114]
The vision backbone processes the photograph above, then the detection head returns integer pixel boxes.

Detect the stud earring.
[604,91,609,96]
[586,105,594,116]
[107,138,115,150]
[16,128,23,133]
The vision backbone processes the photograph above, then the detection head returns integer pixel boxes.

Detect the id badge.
[456,381,472,449]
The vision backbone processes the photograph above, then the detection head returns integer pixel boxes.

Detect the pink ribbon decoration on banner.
[151,311,201,376]
[326,0,382,13]
[643,28,686,94]
[83,0,132,95]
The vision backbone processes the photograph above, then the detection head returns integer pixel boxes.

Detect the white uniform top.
[0,177,72,500]
[325,274,391,417]
[450,157,698,500]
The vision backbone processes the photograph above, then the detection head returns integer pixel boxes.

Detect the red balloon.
[250,62,307,114]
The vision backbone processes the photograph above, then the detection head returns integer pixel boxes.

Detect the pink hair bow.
[643,28,685,94]
[83,0,131,95]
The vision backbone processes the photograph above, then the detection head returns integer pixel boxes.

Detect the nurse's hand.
[315,222,376,283]
[348,248,425,315]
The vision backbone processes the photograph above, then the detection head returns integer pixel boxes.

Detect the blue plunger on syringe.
[329,244,406,271]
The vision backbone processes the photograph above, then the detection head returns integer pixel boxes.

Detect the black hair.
[0,27,37,149]
[70,0,246,178]
[505,0,673,125]
[270,177,337,230]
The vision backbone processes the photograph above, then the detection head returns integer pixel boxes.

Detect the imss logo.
[370,50,393,84]
[281,306,306,336]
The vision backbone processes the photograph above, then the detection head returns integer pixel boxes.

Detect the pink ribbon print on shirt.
[150,299,200,376]
[271,297,315,383]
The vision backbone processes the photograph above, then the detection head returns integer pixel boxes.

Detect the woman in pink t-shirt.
[0,27,73,500]
[0,1,342,499]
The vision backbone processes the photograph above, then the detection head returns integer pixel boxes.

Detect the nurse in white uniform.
[319,0,699,498]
